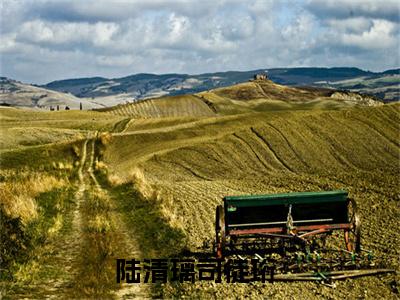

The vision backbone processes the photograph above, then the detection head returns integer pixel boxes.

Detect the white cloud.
[0,33,18,54]
[1,0,399,83]
[326,17,373,34]
[95,54,137,67]
[16,20,119,47]
[281,14,316,50]
[340,19,398,49]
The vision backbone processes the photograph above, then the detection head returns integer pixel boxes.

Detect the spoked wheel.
[215,205,226,258]
[344,198,361,253]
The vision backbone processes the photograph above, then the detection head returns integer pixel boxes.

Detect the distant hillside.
[101,79,382,118]
[43,67,399,103]
[0,77,103,110]
[1,67,398,110]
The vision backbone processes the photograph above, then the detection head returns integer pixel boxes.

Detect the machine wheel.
[215,205,226,258]
[344,198,361,253]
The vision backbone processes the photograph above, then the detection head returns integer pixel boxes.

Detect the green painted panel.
[224,190,348,207]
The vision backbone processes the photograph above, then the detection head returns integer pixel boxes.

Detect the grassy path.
[2,134,150,299]
[84,133,150,299]
[68,133,150,298]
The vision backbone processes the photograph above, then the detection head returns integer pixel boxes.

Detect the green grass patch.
[1,186,75,282]
[95,173,188,299]
[111,118,131,133]
[100,176,187,257]
[0,141,79,171]
[72,188,117,298]
[26,187,75,244]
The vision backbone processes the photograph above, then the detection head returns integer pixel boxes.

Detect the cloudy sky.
[1,0,399,84]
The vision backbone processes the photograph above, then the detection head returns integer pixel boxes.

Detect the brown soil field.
[101,103,400,299]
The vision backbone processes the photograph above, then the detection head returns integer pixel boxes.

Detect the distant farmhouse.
[253,73,268,80]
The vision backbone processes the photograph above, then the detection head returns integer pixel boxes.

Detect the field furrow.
[250,126,295,173]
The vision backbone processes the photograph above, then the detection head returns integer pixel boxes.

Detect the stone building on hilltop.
[253,73,268,80]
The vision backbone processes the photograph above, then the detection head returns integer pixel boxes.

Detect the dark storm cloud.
[27,0,228,22]
[306,0,400,22]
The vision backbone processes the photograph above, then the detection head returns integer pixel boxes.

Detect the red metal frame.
[228,223,351,237]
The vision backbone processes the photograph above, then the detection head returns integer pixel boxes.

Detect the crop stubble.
[104,104,400,298]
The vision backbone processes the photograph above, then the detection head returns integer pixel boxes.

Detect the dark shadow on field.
[100,180,187,258]
[0,187,76,298]
[95,170,188,298]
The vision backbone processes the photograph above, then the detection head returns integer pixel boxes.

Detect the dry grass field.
[99,94,216,118]
[102,79,382,118]
[0,81,398,299]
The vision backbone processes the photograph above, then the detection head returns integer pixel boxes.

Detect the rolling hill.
[0,77,102,110]
[2,68,397,110]
[43,67,399,102]
[0,76,398,299]
[100,78,381,118]
[103,102,400,299]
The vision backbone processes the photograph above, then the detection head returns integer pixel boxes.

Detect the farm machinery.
[214,190,396,282]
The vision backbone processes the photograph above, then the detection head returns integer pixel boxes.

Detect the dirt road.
[4,133,150,299]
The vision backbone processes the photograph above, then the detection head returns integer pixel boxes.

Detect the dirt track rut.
[4,133,150,299]
[74,133,150,298]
